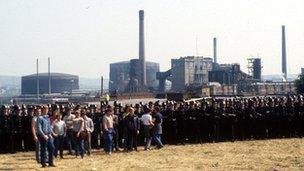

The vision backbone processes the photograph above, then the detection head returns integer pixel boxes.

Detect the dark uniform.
[91,108,101,149]
[164,105,178,145]
[12,107,24,152]
[225,101,237,142]
[23,107,34,151]
[200,102,213,143]
[176,105,187,145]
[189,103,202,143]
[0,106,14,153]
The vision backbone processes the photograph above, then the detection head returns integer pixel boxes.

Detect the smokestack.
[139,10,146,86]
[282,25,287,80]
[213,37,217,63]
[101,76,104,95]
[36,58,39,102]
[48,57,51,94]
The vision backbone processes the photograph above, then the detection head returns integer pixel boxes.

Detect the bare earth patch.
[0,138,303,170]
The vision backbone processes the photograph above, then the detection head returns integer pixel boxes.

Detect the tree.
[294,74,304,94]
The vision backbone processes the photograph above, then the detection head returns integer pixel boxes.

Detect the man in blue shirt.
[37,106,55,167]
[152,106,164,149]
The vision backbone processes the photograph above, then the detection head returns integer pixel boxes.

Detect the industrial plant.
[109,10,160,93]
[21,73,79,95]
[0,10,298,105]
[108,10,295,98]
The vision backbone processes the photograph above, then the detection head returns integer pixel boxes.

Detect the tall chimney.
[282,25,287,80]
[101,76,104,95]
[213,37,217,63]
[139,10,146,86]
[36,58,39,102]
[48,57,51,94]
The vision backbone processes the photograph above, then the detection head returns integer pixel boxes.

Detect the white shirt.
[53,120,66,136]
[84,117,94,132]
[141,113,152,126]
[32,116,38,133]
[63,114,75,129]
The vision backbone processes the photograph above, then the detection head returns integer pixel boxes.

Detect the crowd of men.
[1,95,304,166]
[0,101,165,167]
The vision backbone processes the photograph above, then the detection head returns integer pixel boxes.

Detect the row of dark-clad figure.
[1,95,304,154]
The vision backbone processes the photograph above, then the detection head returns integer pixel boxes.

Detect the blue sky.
[0,0,303,78]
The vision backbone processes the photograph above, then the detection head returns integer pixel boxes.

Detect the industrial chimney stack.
[213,37,217,63]
[282,25,287,80]
[48,57,51,94]
[36,58,39,102]
[139,10,146,86]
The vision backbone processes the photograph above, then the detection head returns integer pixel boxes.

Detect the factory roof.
[110,61,130,65]
[22,73,78,79]
[110,60,159,65]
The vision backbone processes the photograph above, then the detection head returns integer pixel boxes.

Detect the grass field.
[0,138,303,170]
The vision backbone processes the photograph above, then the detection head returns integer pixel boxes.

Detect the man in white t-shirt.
[63,108,75,155]
[140,108,154,150]
[53,113,66,159]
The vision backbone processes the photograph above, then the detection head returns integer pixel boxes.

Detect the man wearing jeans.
[53,113,66,159]
[102,108,114,155]
[82,110,94,155]
[31,107,41,163]
[63,108,75,155]
[140,108,154,150]
[152,106,164,149]
[36,106,55,167]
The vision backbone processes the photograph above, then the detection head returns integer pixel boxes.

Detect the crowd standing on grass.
[1,95,304,167]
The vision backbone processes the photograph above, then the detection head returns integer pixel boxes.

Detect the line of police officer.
[1,95,304,154]
[0,105,35,153]
[161,95,304,144]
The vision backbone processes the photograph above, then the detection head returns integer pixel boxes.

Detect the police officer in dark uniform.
[286,97,296,138]
[185,102,199,143]
[243,99,254,140]
[210,100,221,142]
[117,103,125,148]
[23,106,35,151]
[90,105,100,149]
[294,96,304,137]
[218,100,229,142]
[255,99,267,139]
[161,102,169,144]
[12,106,24,152]
[176,103,186,145]
[0,105,14,153]
[235,99,245,141]
[164,102,179,145]
[275,98,286,138]
[225,99,237,142]
[201,101,213,143]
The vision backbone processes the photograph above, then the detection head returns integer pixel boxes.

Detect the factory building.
[248,58,262,81]
[109,61,130,93]
[146,62,160,88]
[21,73,79,95]
[171,56,213,92]
[109,60,159,93]
[209,63,250,85]
[109,10,160,93]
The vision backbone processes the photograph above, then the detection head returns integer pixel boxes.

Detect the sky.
[0,0,303,78]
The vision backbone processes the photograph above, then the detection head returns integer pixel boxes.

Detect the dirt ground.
[0,138,303,171]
